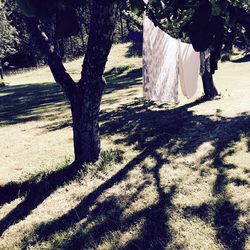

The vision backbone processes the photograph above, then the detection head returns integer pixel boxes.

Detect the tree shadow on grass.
[5,99,245,249]
[125,42,143,58]
[184,141,249,250]
[0,82,69,127]
[19,148,176,249]
[1,98,249,249]
[0,149,125,238]
[0,162,85,237]
[122,152,175,250]
[0,66,142,130]
[100,99,250,249]
[38,180,176,250]
[104,67,142,95]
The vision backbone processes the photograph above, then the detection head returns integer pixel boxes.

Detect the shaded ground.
[0,43,249,249]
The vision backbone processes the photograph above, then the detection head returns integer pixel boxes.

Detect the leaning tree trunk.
[202,67,218,99]
[71,0,118,164]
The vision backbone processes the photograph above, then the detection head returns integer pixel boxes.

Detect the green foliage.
[123,10,143,33]
[129,0,250,55]
[2,0,91,67]
[11,0,250,64]
[0,1,19,59]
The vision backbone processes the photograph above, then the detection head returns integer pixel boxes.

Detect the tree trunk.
[71,0,118,165]
[57,39,65,58]
[202,67,219,99]
[71,80,104,164]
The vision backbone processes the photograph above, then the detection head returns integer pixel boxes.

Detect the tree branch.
[35,21,76,102]
[80,0,118,86]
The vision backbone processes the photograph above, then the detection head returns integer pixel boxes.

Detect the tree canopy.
[127,0,250,74]
[0,1,19,60]
[13,0,250,61]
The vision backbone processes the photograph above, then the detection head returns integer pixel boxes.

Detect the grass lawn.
[0,43,249,250]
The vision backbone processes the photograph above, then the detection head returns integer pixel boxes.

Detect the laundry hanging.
[143,14,200,102]
[179,42,200,99]
[143,14,179,103]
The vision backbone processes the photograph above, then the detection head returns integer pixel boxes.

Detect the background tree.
[0,0,19,79]
[3,0,91,69]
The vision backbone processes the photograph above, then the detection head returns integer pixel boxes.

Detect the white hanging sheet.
[143,15,179,103]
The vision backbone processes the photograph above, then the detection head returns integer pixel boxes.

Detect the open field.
[0,43,249,249]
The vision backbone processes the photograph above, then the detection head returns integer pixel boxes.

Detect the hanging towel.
[143,15,179,103]
[179,42,200,99]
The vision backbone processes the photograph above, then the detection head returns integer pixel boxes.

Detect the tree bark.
[77,8,86,53]
[202,67,219,99]
[71,80,105,164]
[71,0,118,164]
